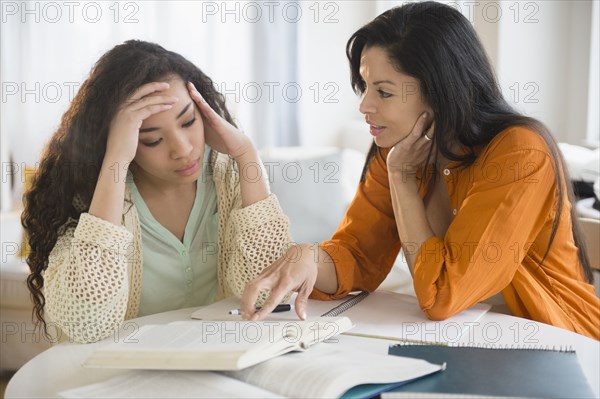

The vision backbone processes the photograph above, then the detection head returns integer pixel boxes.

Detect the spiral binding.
[390,342,575,352]
[321,291,370,317]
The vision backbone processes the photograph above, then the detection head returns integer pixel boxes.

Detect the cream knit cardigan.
[43,151,292,343]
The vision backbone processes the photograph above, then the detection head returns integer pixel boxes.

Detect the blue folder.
[388,344,595,398]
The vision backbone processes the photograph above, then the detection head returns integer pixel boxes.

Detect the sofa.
[0,211,51,370]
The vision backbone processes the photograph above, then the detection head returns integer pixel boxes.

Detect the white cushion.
[0,260,31,310]
[558,143,599,182]
[260,147,363,243]
[336,119,373,155]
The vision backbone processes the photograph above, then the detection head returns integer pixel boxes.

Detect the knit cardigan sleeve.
[43,211,140,344]
[211,151,292,301]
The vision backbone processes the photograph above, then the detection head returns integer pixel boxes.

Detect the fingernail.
[422,112,428,119]
[301,310,307,320]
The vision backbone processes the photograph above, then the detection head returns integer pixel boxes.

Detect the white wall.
[587,0,600,144]
[565,1,594,145]
[490,0,593,144]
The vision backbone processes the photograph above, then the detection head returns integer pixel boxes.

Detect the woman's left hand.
[188,82,254,159]
[387,112,435,180]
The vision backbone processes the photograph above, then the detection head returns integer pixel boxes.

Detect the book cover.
[387,344,596,398]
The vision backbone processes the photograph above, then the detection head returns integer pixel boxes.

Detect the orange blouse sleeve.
[414,132,556,319]
[311,148,401,300]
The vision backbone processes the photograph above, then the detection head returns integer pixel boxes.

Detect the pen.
[228,304,294,315]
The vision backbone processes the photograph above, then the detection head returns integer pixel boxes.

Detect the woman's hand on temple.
[188,82,254,160]
[106,82,178,164]
[188,81,270,207]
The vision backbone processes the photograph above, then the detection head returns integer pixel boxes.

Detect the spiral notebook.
[319,291,371,316]
[386,344,595,398]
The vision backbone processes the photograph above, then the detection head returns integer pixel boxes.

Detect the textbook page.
[84,318,353,370]
[59,370,281,398]
[224,342,443,398]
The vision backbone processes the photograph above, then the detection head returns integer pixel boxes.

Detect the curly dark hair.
[22,40,236,334]
[347,1,592,282]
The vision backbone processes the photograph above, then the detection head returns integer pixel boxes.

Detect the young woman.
[241,2,599,339]
[23,40,292,343]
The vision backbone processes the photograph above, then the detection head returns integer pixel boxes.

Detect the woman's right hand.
[105,82,179,163]
[240,244,321,321]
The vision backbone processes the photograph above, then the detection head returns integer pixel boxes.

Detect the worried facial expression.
[359,46,433,148]
[134,77,205,186]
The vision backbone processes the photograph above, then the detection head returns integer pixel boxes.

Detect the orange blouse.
[313,127,600,340]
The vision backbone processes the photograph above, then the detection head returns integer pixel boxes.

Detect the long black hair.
[22,40,236,333]
[346,2,592,282]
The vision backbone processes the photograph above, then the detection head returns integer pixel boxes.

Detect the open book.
[65,340,445,398]
[84,318,353,371]
[192,291,491,344]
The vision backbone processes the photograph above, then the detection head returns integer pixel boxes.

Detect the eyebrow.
[373,80,397,86]
[357,69,398,87]
[139,102,193,133]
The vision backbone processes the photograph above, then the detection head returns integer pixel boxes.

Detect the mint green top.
[127,150,219,316]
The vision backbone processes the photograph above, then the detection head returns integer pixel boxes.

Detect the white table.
[6,306,600,398]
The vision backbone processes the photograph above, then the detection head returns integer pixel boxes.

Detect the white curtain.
[0,0,300,208]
